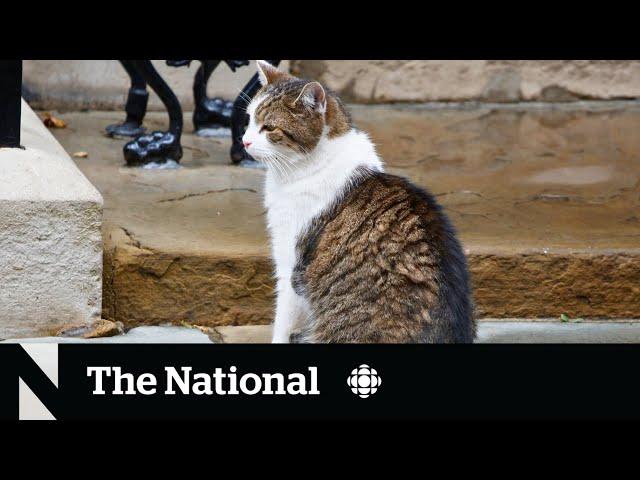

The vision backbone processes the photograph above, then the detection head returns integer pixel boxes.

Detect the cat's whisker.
[275,155,292,179]
[262,152,287,178]
[235,87,253,103]
[277,154,295,180]
[298,144,311,155]
[237,88,252,98]
[274,160,288,179]
[272,152,296,179]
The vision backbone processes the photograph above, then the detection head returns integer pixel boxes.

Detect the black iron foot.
[121,60,184,167]
[193,97,234,136]
[238,158,266,169]
[230,141,264,169]
[106,121,146,138]
[191,60,244,136]
[123,131,183,166]
[230,140,249,163]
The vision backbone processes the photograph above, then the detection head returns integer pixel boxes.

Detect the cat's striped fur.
[242,61,475,343]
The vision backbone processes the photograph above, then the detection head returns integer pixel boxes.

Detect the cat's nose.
[243,140,252,149]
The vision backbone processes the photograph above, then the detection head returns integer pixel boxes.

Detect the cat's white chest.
[263,129,384,285]
[265,183,325,282]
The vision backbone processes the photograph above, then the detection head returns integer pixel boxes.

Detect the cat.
[242,61,475,343]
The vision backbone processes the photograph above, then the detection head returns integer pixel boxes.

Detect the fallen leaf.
[180,321,225,343]
[42,112,67,129]
[73,151,88,158]
[193,325,225,343]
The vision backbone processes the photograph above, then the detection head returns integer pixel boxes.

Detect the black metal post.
[0,60,22,148]
[105,60,149,138]
[131,60,183,139]
[193,60,220,108]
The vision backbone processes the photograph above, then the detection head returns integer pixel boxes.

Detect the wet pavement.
[355,101,640,253]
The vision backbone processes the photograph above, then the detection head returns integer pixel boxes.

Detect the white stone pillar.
[0,100,103,339]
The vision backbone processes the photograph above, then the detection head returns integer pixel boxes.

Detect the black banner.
[1,344,639,420]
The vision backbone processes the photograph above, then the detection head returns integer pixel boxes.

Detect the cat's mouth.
[245,146,279,164]
[246,149,266,162]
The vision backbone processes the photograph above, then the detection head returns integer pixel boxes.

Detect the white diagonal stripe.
[19,378,56,420]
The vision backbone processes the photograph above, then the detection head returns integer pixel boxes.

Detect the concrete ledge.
[0,100,103,338]
[4,321,640,344]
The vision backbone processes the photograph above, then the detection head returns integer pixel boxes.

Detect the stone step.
[47,102,640,327]
[0,101,103,339]
[4,321,640,344]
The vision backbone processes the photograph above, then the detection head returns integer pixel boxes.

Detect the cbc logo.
[347,364,381,398]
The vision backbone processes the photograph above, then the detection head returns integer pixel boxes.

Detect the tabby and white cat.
[242,61,475,343]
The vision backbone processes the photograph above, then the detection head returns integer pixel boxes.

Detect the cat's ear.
[256,60,288,86]
[294,82,327,113]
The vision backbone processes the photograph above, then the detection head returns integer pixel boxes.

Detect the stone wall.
[23,60,289,111]
[290,60,640,103]
[23,61,640,110]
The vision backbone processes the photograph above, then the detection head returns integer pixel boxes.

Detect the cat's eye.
[260,125,276,133]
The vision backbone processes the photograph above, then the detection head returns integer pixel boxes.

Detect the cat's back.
[293,169,475,343]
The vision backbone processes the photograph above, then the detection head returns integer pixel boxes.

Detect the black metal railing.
[0,60,22,148]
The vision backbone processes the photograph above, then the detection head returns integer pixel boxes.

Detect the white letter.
[308,367,320,395]
[137,373,157,395]
[262,373,286,395]
[113,367,137,395]
[165,367,191,394]
[192,373,213,395]
[212,368,227,395]
[87,367,111,395]
[228,366,239,395]
[287,373,307,395]
[239,373,262,395]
